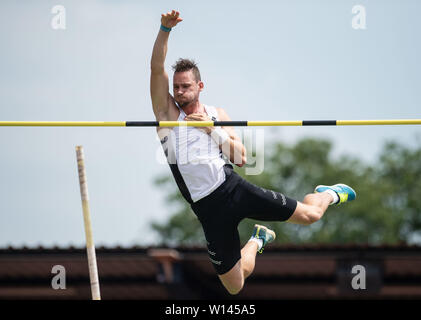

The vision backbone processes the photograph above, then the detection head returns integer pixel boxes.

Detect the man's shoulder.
[204,105,228,120]
[214,107,229,120]
[204,105,225,113]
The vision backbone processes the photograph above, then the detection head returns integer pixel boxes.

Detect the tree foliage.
[151,137,421,246]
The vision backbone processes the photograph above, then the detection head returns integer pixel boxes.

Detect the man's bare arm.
[150,10,182,120]
[216,108,247,167]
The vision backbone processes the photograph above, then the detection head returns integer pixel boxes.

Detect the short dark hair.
[172,58,201,82]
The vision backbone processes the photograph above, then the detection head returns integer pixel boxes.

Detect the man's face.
[173,70,203,108]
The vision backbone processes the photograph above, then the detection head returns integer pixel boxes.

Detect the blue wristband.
[160,25,172,32]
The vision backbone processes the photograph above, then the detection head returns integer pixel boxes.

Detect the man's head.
[172,58,204,108]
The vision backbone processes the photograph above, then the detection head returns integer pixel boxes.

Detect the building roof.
[1,244,421,300]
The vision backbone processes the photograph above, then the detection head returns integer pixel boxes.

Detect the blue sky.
[0,0,420,248]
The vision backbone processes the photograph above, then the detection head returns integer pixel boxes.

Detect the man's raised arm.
[150,10,182,120]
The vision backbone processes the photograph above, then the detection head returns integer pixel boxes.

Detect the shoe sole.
[254,224,276,242]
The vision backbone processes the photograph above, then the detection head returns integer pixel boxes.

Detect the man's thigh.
[235,179,297,221]
[201,219,242,276]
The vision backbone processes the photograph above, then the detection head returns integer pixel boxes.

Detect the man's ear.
[198,81,204,91]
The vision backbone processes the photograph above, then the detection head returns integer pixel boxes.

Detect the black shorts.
[190,165,297,275]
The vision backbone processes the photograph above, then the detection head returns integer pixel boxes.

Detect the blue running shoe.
[314,183,356,205]
[251,224,276,253]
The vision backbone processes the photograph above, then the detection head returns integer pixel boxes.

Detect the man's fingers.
[162,10,182,24]
[163,12,172,18]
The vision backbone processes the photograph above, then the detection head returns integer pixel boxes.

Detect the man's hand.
[185,109,247,167]
[184,113,214,134]
[161,10,183,29]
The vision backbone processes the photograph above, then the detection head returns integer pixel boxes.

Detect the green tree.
[377,140,421,242]
[151,137,421,246]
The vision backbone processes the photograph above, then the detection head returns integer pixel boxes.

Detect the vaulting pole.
[76,146,101,301]
[0,119,421,127]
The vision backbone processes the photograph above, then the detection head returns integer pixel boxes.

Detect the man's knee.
[223,279,244,295]
[308,206,323,224]
[301,205,323,225]
[218,263,245,295]
[288,202,324,225]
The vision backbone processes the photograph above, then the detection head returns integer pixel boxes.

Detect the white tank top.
[163,104,227,203]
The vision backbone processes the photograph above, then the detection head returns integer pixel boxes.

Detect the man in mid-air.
[150,10,356,295]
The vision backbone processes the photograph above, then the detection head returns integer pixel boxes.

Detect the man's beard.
[178,101,190,108]
[176,97,195,109]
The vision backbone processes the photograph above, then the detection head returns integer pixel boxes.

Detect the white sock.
[324,189,339,205]
[249,237,263,252]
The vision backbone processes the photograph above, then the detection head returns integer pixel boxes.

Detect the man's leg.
[218,260,244,295]
[287,183,356,225]
[219,190,342,294]
[218,184,356,294]
[287,192,333,225]
[240,241,259,279]
[218,225,275,295]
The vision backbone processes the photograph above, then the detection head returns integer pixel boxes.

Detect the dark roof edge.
[1,243,420,254]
